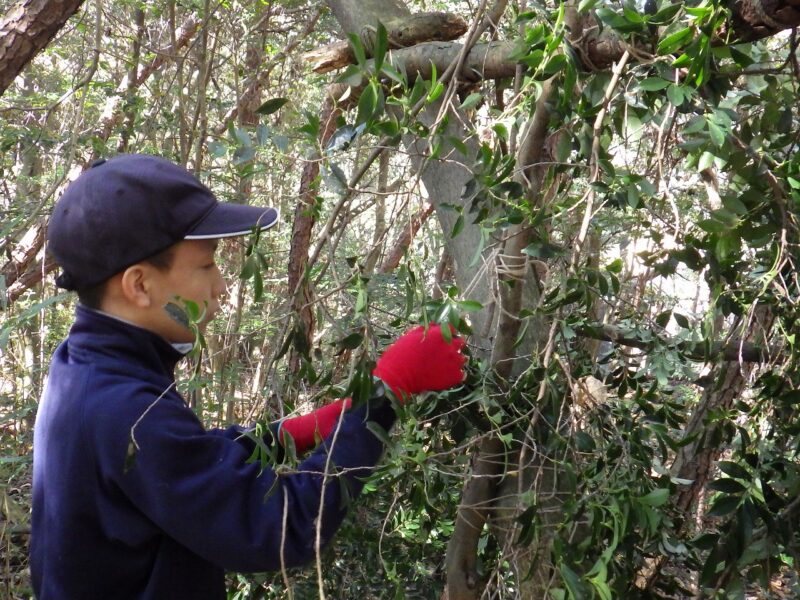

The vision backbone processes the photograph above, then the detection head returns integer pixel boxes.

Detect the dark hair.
[76,246,176,309]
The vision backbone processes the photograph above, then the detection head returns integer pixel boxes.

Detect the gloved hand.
[278,398,352,453]
[277,325,466,452]
[373,324,466,402]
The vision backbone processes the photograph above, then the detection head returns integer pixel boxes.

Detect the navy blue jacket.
[31,306,395,599]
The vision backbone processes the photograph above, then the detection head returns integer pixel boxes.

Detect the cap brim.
[184,203,279,239]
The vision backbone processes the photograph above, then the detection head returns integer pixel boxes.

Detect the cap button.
[91,158,107,168]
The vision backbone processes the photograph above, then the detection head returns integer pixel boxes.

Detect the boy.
[31,154,466,599]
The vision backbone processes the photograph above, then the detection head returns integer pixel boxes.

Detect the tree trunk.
[117,7,146,152]
[287,96,342,371]
[671,306,775,517]
[0,0,86,96]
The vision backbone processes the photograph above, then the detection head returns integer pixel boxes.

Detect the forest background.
[1,0,800,598]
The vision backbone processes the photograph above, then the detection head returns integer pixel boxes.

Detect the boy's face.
[143,239,227,343]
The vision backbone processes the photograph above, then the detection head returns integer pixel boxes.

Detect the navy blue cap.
[47,154,279,291]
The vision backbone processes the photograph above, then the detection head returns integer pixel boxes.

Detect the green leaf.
[164,301,191,328]
[427,81,445,103]
[373,21,388,73]
[523,241,565,259]
[337,332,364,351]
[240,255,256,279]
[707,494,740,517]
[605,258,623,274]
[674,313,691,328]
[717,460,750,480]
[729,46,754,67]
[256,97,288,115]
[451,214,464,238]
[541,54,568,77]
[208,140,227,158]
[658,27,694,55]
[639,77,670,91]
[649,2,682,25]
[355,286,368,314]
[666,84,686,107]
[638,488,670,507]
[335,64,364,87]
[559,563,586,599]
[706,478,747,494]
[357,81,379,125]
[707,120,726,147]
[697,151,716,172]
[347,33,367,65]
[698,218,727,234]
[655,310,672,328]
[366,420,392,445]
[459,92,483,110]
[457,300,483,312]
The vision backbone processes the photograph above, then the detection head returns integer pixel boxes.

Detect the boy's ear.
[119,265,154,308]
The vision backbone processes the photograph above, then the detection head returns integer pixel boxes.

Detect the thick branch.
[1,219,45,291]
[322,4,800,83]
[286,96,342,365]
[136,15,199,87]
[377,39,517,81]
[5,254,57,305]
[377,203,434,274]
[0,0,86,97]
[304,12,467,73]
[726,0,800,43]
[445,436,507,600]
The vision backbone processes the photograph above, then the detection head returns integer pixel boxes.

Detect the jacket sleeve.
[86,384,395,572]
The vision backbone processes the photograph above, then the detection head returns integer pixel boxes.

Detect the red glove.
[373,324,466,402]
[278,398,352,453]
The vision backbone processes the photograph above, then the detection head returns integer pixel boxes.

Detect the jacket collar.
[68,305,187,378]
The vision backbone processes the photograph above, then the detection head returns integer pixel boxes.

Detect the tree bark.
[1,219,46,294]
[671,306,775,516]
[117,7,145,153]
[5,255,57,306]
[372,40,517,82]
[287,96,342,369]
[326,0,409,38]
[445,80,556,600]
[0,0,86,97]
[303,12,468,73]
[377,203,433,274]
[726,0,800,43]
